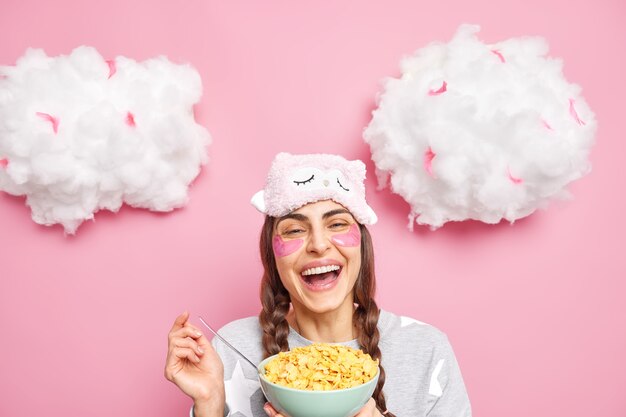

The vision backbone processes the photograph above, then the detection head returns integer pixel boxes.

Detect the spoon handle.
[197,316,259,372]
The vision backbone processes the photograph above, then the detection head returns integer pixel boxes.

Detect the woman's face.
[272,199,362,315]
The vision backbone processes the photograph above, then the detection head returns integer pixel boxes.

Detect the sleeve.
[189,402,229,417]
[425,334,472,417]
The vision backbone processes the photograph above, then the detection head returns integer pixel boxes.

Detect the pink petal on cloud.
[126,112,136,127]
[491,49,505,63]
[507,167,523,185]
[0,158,8,168]
[423,147,436,177]
[541,118,554,130]
[36,112,59,134]
[106,59,117,79]
[569,98,586,126]
[428,81,447,96]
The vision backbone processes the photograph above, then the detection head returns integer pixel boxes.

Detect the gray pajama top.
[190,309,472,417]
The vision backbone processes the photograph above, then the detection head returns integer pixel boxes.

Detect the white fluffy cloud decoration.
[0,46,211,234]
[363,24,596,230]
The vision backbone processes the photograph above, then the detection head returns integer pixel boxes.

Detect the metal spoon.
[197,316,260,373]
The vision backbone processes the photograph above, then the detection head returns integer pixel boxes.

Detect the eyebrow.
[276,213,308,228]
[322,209,352,219]
[275,209,354,229]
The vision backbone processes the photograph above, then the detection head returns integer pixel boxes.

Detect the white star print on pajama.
[191,310,471,416]
[224,361,260,417]
[429,359,445,397]
[400,315,428,327]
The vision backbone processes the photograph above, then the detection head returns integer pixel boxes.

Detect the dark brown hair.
[258,215,395,416]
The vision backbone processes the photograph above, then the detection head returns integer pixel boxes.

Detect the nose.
[306,225,331,255]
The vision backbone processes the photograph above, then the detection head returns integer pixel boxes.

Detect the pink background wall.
[1,1,625,416]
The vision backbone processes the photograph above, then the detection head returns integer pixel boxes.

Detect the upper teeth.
[302,265,341,276]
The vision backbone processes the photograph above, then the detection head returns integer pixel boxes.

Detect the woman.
[165,153,472,417]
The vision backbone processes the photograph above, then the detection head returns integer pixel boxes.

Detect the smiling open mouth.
[300,265,342,289]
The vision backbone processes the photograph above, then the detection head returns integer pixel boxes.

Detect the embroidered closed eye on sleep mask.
[251,152,378,225]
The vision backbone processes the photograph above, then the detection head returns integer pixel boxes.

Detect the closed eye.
[336,178,350,191]
[294,174,315,185]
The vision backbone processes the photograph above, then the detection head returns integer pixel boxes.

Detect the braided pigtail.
[353,225,396,417]
[258,215,291,358]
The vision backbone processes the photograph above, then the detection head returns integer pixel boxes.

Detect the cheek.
[331,224,361,247]
[273,235,304,258]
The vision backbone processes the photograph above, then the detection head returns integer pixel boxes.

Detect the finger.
[172,347,201,363]
[171,336,205,356]
[164,342,203,372]
[264,403,289,417]
[164,348,185,381]
[170,327,212,353]
[182,322,213,349]
[263,403,277,417]
[169,311,190,333]
[183,322,206,338]
[170,325,204,342]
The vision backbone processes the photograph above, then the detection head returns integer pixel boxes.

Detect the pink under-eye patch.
[331,224,361,247]
[272,235,303,257]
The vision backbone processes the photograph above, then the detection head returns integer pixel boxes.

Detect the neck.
[288,300,357,343]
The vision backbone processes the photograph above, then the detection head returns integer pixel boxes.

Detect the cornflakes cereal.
[264,344,379,390]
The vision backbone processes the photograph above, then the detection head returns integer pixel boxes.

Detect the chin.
[303,300,343,314]
[300,288,353,315]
